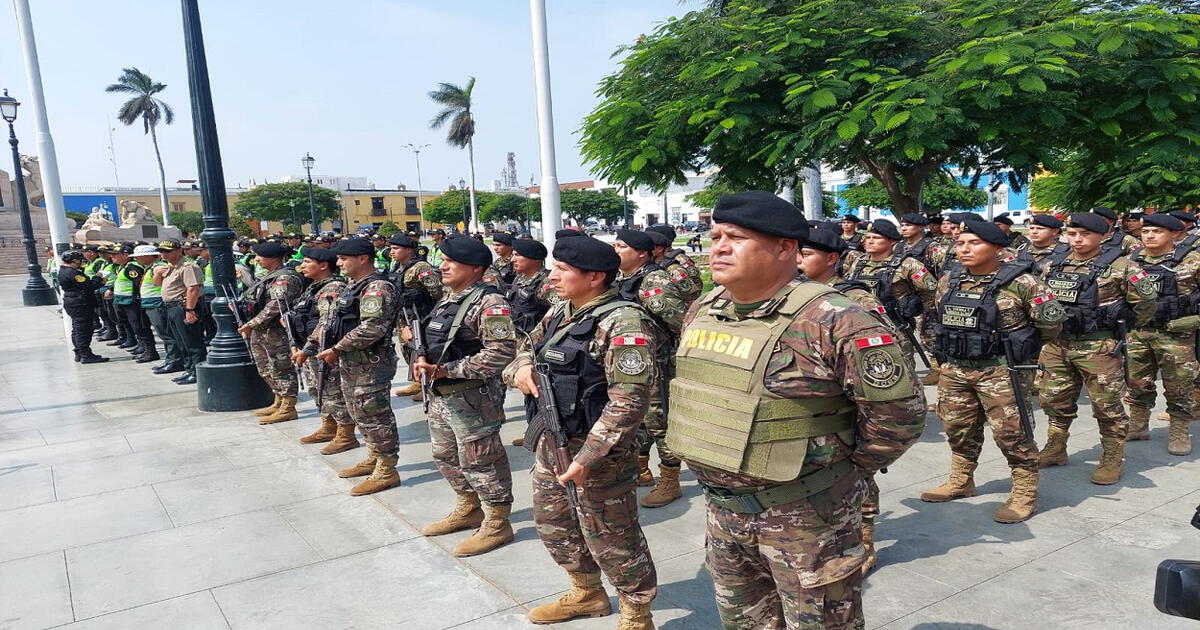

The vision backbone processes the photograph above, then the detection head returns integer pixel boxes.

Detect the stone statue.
[119,199,155,226]
[19,155,43,207]
[81,206,116,229]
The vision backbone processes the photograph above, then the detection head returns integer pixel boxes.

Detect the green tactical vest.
[202,261,215,295]
[140,260,167,305]
[666,282,856,482]
[85,258,104,277]
[113,261,144,303]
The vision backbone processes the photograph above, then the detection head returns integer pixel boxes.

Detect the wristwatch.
[185,308,196,313]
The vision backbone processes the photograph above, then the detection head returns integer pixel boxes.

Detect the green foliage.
[65,211,87,229]
[229,215,257,237]
[378,221,401,236]
[106,67,173,133]
[169,210,204,236]
[232,182,341,228]
[559,189,631,226]
[684,183,736,209]
[429,77,476,148]
[481,194,540,229]
[580,0,1200,213]
[423,190,498,227]
[839,174,987,213]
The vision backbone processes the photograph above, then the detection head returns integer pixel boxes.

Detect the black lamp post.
[181,0,271,411]
[302,153,318,231]
[459,177,468,232]
[0,89,57,307]
[288,199,298,233]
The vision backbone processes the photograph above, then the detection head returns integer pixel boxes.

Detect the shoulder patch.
[671,269,688,282]
[418,269,434,279]
[75,274,86,283]
[485,307,511,316]
[640,288,664,298]
[613,334,649,346]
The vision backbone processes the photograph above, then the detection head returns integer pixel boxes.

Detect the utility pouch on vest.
[1005,326,1041,364]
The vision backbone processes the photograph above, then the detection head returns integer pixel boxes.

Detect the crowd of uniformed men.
[52,192,1199,629]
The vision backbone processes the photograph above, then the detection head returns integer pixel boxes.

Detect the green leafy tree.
[686,183,839,216]
[169,210,204,237]
[229,215,257,237]
[423,190,498,228]
[581,1,1200,215]
[839,174,987,214]
[559,189,630,226]
[232,181,340,230]
[429,77,481,232]
[106,67,176,226]
[481,194,540,231]
[65,211,87,229]
[377,221,401,237]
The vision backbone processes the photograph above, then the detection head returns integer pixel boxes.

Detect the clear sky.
[0,1,686,193]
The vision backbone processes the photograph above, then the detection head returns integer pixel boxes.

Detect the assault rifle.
[403,305,431,413]
[278,294,306,391]
[530,362,581,510]
[313,324,329,410]
[897,319,931,369]
[220,283,245,327]
[1108,317,1130,384]
[1001,334,1039,439]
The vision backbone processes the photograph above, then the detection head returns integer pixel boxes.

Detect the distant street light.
[302,152,318,232]
[459,177,468,231]
[1,88,56,306]
[402,143,430,220]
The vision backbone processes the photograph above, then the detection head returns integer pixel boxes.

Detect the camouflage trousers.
[638,370,680,467]
[861,475,880,522]
[1123,328,1199,421]
[937,361,1039,471]
[1039,337,1128,440]
[309,360,352,425]
[706,472,867,630]
[531,437,657,605]
[249,326,298,397]
[337,351,399,456]
[427,379,513,505]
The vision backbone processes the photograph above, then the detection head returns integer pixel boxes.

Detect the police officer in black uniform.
[59,251,110,364]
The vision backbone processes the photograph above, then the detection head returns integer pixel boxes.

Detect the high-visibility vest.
[140,260,167,307]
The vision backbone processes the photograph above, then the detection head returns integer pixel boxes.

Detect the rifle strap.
[431,285,491,369]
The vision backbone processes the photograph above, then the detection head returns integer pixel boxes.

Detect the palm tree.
[106,67,174,226]
[429,77,480,233]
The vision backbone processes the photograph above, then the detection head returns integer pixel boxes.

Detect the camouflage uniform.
[503,289,660,606]
[843,250,938,353]
[487,255,516,290]
[243,268,305,397]
[304,278,352,426]
[668,279,926,629]
[391,257,443,364]
[506,267,560,334]
[1007,232,1031,251]
[657,248,704,304]
[927,239,956,277]
[424,282,518,506]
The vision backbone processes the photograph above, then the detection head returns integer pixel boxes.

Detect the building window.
[371,197,384,210]
[371,208,386,217]
[354,199,360,206]
[172,202,186,213]
[405,197,419,214]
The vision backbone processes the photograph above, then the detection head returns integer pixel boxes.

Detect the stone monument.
[74,199,181,243]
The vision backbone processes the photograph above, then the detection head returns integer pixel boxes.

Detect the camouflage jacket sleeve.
[303,279,347,354]
[1176,251,1200,295]
[1003,274,1065,341]
[1114,257,1158,327]
[444,291,518,380]
[637,269,686,337]
[405,260,444,303]
[246,270,304,329]
[575,307,657,468]
[901,256,938,309]
[842,250,862,274]
[333,278,399,353]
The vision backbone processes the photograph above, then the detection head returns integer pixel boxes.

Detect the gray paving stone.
[57,592,230,630]
[862,563,960,629]
[0,552,73,630]
[275,493,422,559]
[446,608,540,630]
[53,443,232,500]
[212,542,515,630]
[0,427,46,453]
[0,464,55,511]
[0,486,173,563]
[123,423,265,454]
[67,509,319,619]
[0,435,132,471]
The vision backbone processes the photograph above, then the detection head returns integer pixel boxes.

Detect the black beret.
[646,230,671,248]
[1142,213,1185,231]
[1089,206,1117,221]
[941,215,958,224]
[441,235,493,266]
[841,214,862,223]
[713,191,809,241]
[646,224,677,243]
[961,221,1011,247]
[962,213,986,224]
[867,219,901,241]
[803,228,848,254]
[616,229,655,252]
[1067,213,1109,234]
[492,232,514,246]
[993,212,1013,226]
[511,238,547,260]
[1029,214,1063,229]
[388,233,417,248]
[1124,212,1144,221]
[553,235,620,272]
[301,246,338,263]
[555,229,583,239]
[252,242,289,258]
[1168,210,1197,223]
[928,215,943,224]
[899,213,930,226]
[331,238,375,257]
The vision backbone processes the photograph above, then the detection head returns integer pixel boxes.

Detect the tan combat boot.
[338,448,378,478]
[640,465,682,508]
[511,436,525,447]
[299,415,337,444]
[861,519,877,575]
[254,393,281,417]
[1090,437,1125,485]
[1168,419,1192,456]
[1157,411,1171,422]
[421,492,484,536]
[320,424,360,455]
[527,572,611,624]
[393,382,421,397]
[1127,406,1151,441]
[452,503,514,557]
[614,597,654,630]
[636,456,654,487]
[920,455,977,502]
[1038,425,1070,468]
[350,454,401,496]
[259,396,298,425]
[994,468,1038,523]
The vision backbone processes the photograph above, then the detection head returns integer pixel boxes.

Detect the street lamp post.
[0,89,56,307]
[288,199,298,232]
[402,142,430,230]
[302,153,318,232]
[181,0,271,411]
[459,178,468,231]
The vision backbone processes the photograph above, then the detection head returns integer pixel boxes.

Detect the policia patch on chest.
[852,334,911,401]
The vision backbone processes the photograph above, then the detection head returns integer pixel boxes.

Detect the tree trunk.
[150,123,171,226]
[467,137,479,234]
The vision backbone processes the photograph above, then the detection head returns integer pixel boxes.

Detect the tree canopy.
[580,0,1200,214]
[481,194,541,230]
[232,181,340,229]
[559,189,631,226]
[839,174,988,214]
[169,210,204,237]
[423,190,498,227]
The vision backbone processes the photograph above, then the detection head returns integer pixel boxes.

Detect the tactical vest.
[423,284,498,390]
[1044,246,1127,335]
[1131,246,1199,327]
[1025,242,1069,276]
[666,283,856,482]
[616,262,673,336]
[392,259,436,317]
[495,258,517,287]
[506,268,551,333]
[663,249,702,302]
[328,273,396,352]
[847,252,922,324]
[287,276,338,346]
[902,237,933,267]
[1104,229,1125,251]
[113,261,144,304]
[933,263,1031,361]
[525,299,638,437]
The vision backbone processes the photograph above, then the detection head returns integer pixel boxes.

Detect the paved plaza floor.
[0,275,1197,630]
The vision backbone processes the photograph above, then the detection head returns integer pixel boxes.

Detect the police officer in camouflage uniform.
[920,221,1063,523]
[412,235,518,557]
[1122,213,1196,456]
[897,214,935,269]
[839,214,864,252]
[489,232,518,289]
[506,237,558,334]
[238,242,306,425]
[1038,213,1157,484]
[646,224,703,304]
[993,213,1029,251]
[1090,205,1141,254]
[613,229,687,508]
[302,237,402,496]
[667,192,925,630]
[386,232,444,400]
[506,234,659,629]
[1020,215,1068,272]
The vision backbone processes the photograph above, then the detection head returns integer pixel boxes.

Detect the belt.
[944,356,1005,368]
[162,300,184,307]
[1065,330,1115,341]
[431,378,486,396]
[701,459,856,515]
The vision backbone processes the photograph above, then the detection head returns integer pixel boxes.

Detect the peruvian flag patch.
[273,279,289,285]
[1033,293,1056,305]
[613,335,648,346]
[543,284,554,291]
[418,270,434,279]
[364,290,384,297]
[671,270,688,282]
[855,334,895,349]
[641,288,664,298]
[913,268,928,280]
[874,305,887,315]
[1130,270,1148,283]
[485,307,511,316]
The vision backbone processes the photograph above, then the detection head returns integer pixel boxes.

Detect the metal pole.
[182,0,272,411]
[7,119,56,306]
[529,0,563,251]
[304,155,318,232]
[801,165,823,221]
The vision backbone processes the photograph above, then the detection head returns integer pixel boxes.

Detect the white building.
[279,174,374,192]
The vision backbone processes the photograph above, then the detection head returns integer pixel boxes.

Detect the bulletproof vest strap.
[432,284,496,367]
[536,299,638,360]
